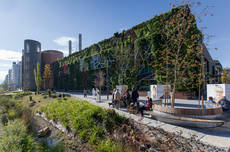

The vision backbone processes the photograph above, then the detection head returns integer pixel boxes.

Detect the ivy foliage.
[52,5,202,91]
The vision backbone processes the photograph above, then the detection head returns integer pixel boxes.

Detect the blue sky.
[0,0,229,83]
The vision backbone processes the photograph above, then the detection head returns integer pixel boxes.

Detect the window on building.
[37,46,40,53]
[26,44,29,53]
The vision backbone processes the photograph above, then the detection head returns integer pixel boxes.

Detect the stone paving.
[61,92,230,150]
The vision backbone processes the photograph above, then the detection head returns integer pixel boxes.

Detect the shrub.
[1,114,8,126]
[48,89,51,97]
[0,96,24,123]
[52,90,56,94]
[29,95,33,101]
[97,139,123,152]
[38,99,127,148]
[0,119,39,152]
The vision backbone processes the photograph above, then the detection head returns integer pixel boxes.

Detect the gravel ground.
[32,113,228,152]
[134,121,227,152]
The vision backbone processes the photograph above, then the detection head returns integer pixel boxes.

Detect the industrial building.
[22,39,41,91]
[41,50,64,89]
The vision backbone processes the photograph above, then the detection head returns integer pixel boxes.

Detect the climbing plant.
[52,5,205,93]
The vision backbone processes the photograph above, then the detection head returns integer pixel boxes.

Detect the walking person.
[115,89,121,109]
[92,88,96,100]
[125,89,131,108]
[110,89,116,107]
[83,89,87,98]
[96,88,100,102]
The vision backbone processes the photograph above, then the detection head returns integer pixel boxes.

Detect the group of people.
[83,88,100,100]
[111,87,153,117]
[111,87,138,109]
[84,87,153,117]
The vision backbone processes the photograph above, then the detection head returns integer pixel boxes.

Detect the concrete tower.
[22,39,41,91]
[69,40,72,55]
[79,33,82,51]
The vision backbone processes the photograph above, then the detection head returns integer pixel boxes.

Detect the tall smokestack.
[69,40,72,55]
[79,33,82,51]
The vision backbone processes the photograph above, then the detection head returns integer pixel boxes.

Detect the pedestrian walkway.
[61,92,230,150]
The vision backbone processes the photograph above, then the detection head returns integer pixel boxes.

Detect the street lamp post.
[106,59,109,100]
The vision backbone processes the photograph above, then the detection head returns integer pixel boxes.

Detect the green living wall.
[52,5,202,92]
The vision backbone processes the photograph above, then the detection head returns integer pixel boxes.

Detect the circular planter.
[152,104,223,120]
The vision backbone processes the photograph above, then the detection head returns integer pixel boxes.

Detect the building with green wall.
[52,5,222,93]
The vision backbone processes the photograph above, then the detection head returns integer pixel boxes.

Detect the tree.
[153,3,203,107]
[109,32,139,89]
[34,63,41,93]
[43,64,52,90]
[221,69,230,84]
[95,71,105,101]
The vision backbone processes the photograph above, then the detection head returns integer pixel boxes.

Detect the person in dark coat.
[218,96,230,111]
[131,87,139,108]
[125,89,131,108]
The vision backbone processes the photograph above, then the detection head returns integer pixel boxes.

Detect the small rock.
[38,127,51,137]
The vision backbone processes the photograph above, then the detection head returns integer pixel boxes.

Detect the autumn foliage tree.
[43,64,52,90]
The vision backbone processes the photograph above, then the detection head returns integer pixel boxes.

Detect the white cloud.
[1,63,11,68]
[0,49,21,61]
[0,71,8,84]
[54,36,77,46]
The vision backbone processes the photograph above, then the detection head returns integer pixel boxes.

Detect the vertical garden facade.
[52,6,209,92]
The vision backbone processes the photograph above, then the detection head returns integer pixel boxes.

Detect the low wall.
[175,92,197,100]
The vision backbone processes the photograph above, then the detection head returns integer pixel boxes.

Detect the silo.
[41,50,64,65]
[41,50,64,89]
[22,39,41,91]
